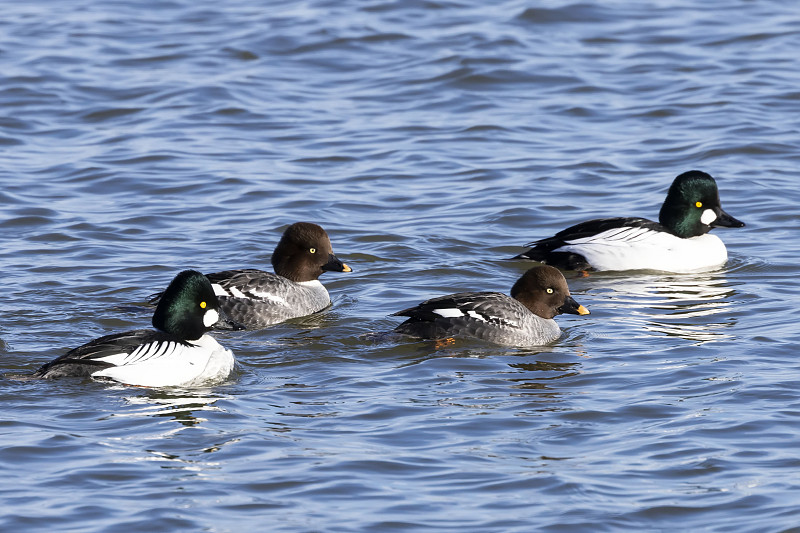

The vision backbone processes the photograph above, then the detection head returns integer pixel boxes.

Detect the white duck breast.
[557,226,728,273]
[92,335,234,387]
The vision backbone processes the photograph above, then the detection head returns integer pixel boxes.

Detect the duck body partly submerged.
[34,270,235,387]
[152,222,352,329]
[208,269,333,328]
[515,171,745,273]
[393,265,589,347]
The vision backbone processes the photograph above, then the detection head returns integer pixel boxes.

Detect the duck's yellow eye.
[200,301,207,309]
[695,201,703,208]
[309,248,316,254]
[546,288,554,294]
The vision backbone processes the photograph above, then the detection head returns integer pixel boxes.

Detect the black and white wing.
[206,269,291,301]
[393,291,527,335]
[33,330,186,379]
[149,269,286,305]
[515,217,666,270]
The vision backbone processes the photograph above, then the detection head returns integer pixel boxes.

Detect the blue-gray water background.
[1,1,800,531]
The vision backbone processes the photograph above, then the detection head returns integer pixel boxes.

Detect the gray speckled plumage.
[209,269,331,328]
[393,292,561,346]
[392,265,588,347]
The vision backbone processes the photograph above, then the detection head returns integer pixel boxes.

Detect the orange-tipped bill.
[322,253,352,273]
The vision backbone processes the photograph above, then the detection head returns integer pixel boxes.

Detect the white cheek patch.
[433,308,464,318]
[203,309,219,327]
[701,208,717,225]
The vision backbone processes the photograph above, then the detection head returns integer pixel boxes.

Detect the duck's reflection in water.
[101,387,241,471]
[117,387,229,428]
[579,271,738,342]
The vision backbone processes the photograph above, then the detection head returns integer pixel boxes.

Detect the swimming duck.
[514,170,745,272]
[34,270,235,387]
[152,222,352,329]
[392,265,589,347]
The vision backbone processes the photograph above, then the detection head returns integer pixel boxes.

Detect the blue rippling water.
[1,0,800,531]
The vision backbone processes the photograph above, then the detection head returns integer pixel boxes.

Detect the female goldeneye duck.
[33,270,235,387]
[392,265,589,347]
[513,170,745,273]
[152,222,352,329]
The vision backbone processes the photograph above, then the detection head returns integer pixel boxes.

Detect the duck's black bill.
[558,296,590,316]
[322,253,352,273]
[712,208,745,228]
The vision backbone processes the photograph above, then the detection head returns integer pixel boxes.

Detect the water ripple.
[2,0,800,531]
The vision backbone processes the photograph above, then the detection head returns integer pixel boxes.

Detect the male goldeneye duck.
[33,270,235,387]
[513,170,745,273]
[152,222,352,329]
[392,265,589,347]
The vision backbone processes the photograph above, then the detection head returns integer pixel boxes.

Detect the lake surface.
[1,0,800,531]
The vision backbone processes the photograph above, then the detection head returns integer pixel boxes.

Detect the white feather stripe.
[126,342,157,364]
[229,286,247,298]
[146,341,172,362]
[433,308,464,318]
[99,341,178,367]
[565,226,653,246]
[247,289,289,305]
[212,284,229,297]
[466,310,488,322]
[92,335,234,387]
